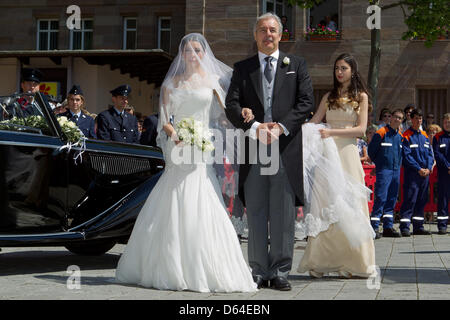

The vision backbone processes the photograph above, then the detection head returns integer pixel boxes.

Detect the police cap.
[21,68,43,83]
[68,85,83,96]
[110,84,132,97]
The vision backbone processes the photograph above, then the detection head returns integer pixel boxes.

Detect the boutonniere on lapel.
[282,57,290,66]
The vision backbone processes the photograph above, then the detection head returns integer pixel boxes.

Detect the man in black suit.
[140,113,159,147]
[225,13,314,290]
[96,85,139,143]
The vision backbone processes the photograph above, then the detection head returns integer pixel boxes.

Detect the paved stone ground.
[0,223,448,301]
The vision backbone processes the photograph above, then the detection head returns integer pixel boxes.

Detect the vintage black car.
[0,92,164,255]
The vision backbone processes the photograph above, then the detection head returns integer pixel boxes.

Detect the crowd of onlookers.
[358,105,443,166]
[357,104,449,237]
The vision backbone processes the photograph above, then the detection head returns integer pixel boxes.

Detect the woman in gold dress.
[298,53,376,278]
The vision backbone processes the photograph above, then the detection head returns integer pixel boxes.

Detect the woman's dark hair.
[404,103,415,113]
[327,53,372,113]
[180,34,207,52]
[378,107,391,121]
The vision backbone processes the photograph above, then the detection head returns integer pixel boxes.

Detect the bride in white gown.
[115,33,257,293]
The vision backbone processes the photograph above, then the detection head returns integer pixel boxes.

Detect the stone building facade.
[0,0,448,124]
[0,0,186,115]
[192,0,449,125]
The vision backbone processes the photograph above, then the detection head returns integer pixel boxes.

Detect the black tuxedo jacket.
[96,108,139,143]
[225,51,314,206]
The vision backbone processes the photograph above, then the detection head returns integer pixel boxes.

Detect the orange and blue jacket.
[401,127,434,172]
[368,125,403,170]
[433,130,450,172]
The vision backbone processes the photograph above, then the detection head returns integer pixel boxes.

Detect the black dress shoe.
[413,229,431,235]
[375,230,382,239]
[438,228,447,235]
[401,229,410,237]
[383,228,401,238]
[252,276,268,289]
[270,276,291,291]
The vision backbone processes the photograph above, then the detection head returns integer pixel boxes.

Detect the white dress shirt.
[249,50,289,140]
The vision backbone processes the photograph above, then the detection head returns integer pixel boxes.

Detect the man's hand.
[418,168,429,177]
[256,122,278,145]
[241,108,255,123]
[269,123,284,138]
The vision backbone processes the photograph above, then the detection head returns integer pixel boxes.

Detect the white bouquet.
[1,115,86,163]
[0,115,84,145]
[0,115,48,133]
[57,116,84,144]
[175,117,214,152]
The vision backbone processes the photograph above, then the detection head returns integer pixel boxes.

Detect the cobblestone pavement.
[0,223,448,301]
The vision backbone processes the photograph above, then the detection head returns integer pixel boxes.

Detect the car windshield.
[0,93,52,135]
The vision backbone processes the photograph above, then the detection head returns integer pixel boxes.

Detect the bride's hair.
[327,53,372,113]
[180,33,207,52]
[156,33,233,151]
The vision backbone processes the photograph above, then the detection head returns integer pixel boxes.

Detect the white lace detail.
[297,123,375,247]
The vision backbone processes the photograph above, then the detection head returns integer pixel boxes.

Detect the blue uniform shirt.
[401,127,434,172]
[433,130,450,172]
[368,125,403,171]
[96,107,139,143]
[59,110,97,139]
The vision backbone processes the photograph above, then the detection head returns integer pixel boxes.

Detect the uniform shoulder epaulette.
[434,131,445,142]
[402,128,413,140]
[420,130,429,139]
[376,126,389,139]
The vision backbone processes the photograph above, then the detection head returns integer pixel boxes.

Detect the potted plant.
[305,24,339,41]
[281,28,290,41]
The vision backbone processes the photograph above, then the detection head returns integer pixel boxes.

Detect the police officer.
[96,85,139,143]
[433,113,450,234]
[17,68,45,117]
[399,109,435,236]
[368,109,404,239]
[59,85,96,139]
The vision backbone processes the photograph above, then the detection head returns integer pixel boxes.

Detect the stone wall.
[0,0,447,122]
[0,0,186,55]
[186,0,449,122]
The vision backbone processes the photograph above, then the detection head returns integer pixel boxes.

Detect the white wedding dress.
[115,87,257,293]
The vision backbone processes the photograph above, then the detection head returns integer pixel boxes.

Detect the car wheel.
[65,240,116,256]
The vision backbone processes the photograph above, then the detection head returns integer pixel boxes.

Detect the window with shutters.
[417,88,449,127]
[70,19,93,50]
[123,17,137,49]
[262,0,294,41]
[158,17,171,53]
[37,19,59,50]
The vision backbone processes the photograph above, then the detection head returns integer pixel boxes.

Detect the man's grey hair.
[253,12,283,35]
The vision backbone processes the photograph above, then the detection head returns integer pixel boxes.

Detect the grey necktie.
[73,114,78,123]
[264,56,273,83]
